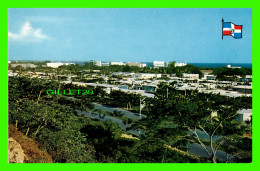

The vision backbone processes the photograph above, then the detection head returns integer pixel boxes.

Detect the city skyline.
[8,8,252,63]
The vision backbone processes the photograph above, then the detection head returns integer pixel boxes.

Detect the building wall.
[47,62,75,68]
[182,73,199,79]
[101,62,110,66]
[126,62,141,67]
[153,61,165,68]
[94,61,101,66]
[10,63,36,68]
[110,62,125,65]
[175,62,187,67]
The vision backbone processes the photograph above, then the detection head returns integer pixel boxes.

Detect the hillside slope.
[8,124,53,163]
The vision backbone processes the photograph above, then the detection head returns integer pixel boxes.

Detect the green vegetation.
[212,67,252,81]
[9,61,204,78]
[8,76,252,163]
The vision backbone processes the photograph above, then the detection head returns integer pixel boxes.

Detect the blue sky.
[8,8,252,63]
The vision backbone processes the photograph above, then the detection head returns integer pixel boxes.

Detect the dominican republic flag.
[222,22,242,39]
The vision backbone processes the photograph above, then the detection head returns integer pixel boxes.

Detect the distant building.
[142,84,157,92]
[101,62,110,66]
[236,109,252,122]
[201,70,213,75]
[232,85,252,94]
[10,63,37,68]
[110,61,125,66]
[135,73,161,79]
[175,62,187,67]
[47,62,75,68]
[153,61,165,68]
[93,61,101,66]
[182,73,199,79]
[8,70,18,77]
[126,62,141,67]
[238,75,252,82]
[227,64,241,69]
[205,75,216,80]
[201,70,215,80]
[140,63,147,67]
[8,60,11,64]
[125,62,147,67]
[112,72,135,77]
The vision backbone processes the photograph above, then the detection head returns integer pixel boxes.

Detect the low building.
[93,61,101,66]
[236,109,252,122]
[227,64,241,69]
[205,75,216,80]
[118,85,129,89]
[142,84,157,92]
[153,61,165,68]
[101,62,110,66]
[8,70,18,77]
[232,85,252,94]
[47,62,75,68]
[201,70,213,75]
[126,62,141,67]
[140,63,147,67]
[135,73,161,79]
[112,72,135,77]
[10,63,37,68]
[110,61,125,66]
[182,73,199,79]
[238,75,252,82]
[175,62,187,67]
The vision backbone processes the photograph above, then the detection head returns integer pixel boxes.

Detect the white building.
[10,63,37,68]
[175,62,187,67]
[101,62,110,66]
[47,62,75,68]
[93,61,101,66]
[227,64,241,69]
[135,73,161,79]
[236,109,252,122]
[110,62,125,66]
[182,73,199,79]
[153,61,165,68]
[126,62,140,67]
[140,63,147,67]
[112,72,135,77]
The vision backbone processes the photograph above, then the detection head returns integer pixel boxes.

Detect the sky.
[8,8,252,63]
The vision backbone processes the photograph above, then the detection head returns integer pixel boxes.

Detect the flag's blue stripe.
[234,33,242,38]
[223,22,231,28]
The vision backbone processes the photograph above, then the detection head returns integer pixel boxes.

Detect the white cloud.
[8,21,50,42]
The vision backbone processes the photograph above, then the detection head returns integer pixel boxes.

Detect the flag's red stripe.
[223,31,231,35]
[234,25,242,30]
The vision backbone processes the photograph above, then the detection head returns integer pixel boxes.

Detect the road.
[61,95,236,162]
[93,103,146,120]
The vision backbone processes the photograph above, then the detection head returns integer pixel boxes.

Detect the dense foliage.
[8,76,252,163]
